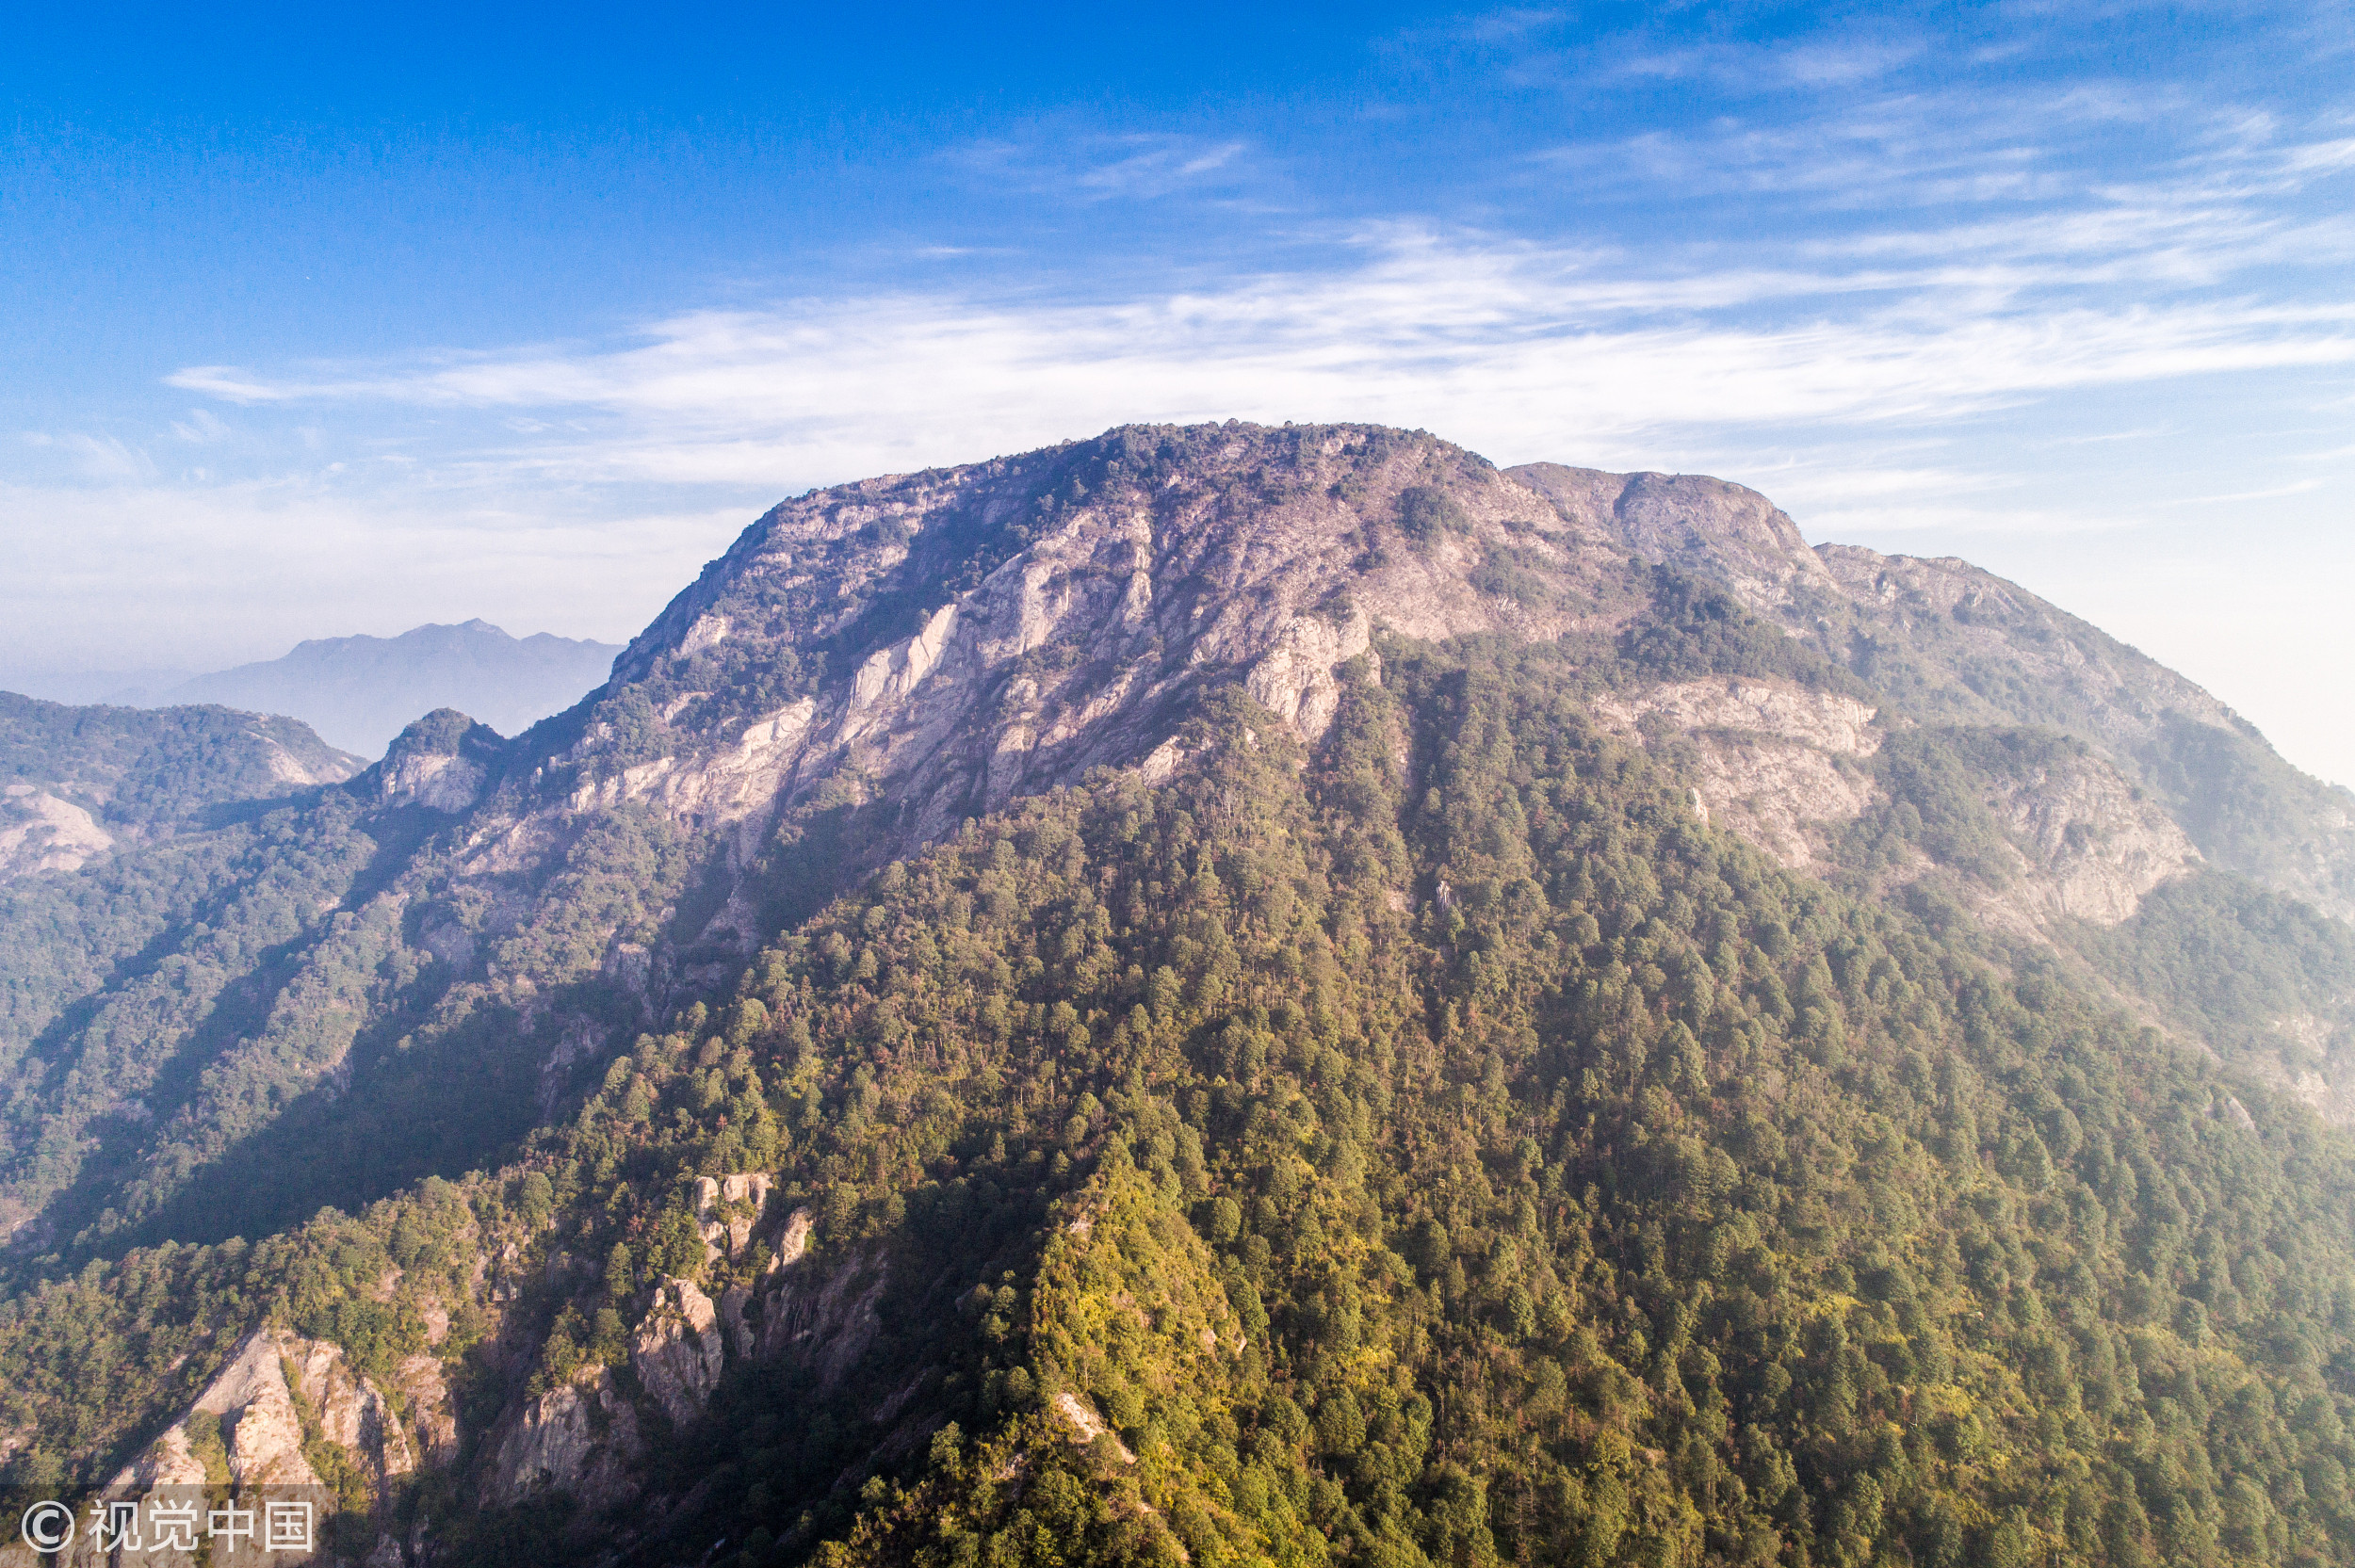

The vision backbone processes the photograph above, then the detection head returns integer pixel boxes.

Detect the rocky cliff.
[535,424,1651,955]
[1511,465,2355,922]
[531,429,2342,966]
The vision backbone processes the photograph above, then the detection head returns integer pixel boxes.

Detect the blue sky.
[4,1,2352,780]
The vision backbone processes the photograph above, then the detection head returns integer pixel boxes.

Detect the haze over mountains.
[3,621,625,761]
[171,621,625,757]
[4,423,2355,1568]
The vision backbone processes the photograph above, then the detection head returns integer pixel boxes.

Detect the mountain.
[0,692,361,881]
[0,695,366,1244]
[0,667,197,709]
[3,422,2355,1568]
[165,620,625,758]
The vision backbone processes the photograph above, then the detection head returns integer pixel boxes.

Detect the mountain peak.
[517,419,2353,955]
[552,422,1660,946]
[1508,461,1833,606]
[170,622,625,756]
[376,708,504,811]
[13,421,2355,1568]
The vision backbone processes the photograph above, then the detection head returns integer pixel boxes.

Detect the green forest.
[0,691,357,830]
[8,633,2355,1568]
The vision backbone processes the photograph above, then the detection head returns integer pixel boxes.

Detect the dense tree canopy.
[4,604,2354,1568]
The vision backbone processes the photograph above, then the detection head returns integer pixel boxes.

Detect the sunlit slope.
[0,425,2352,1568]
[7,650,2355,1568]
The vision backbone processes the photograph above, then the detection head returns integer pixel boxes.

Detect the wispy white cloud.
[88,202,2341,695]
[168,408,232,445]
[2157,477,2329,506]
[1604,36,1927,90]
[18,431,159,484]
[160,225,2355,497]
[1073,136,1250,199]
[86,77,2354,607]
[1448,8,1567,46]
[1532,77,2348,234]
[945,131,1254,202]
[11,48,2354,779]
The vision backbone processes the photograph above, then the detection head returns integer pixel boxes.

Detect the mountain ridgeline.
[3,422,2355,1568]
[164,619,627,758]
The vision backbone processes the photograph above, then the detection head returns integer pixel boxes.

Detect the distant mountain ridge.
[164,619,624,757]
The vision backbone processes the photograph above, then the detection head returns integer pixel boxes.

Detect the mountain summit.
[526,423,2350,953]
[168,619,625,757]
[4,423,2355,1568]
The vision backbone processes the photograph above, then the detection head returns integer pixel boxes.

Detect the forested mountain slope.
[0,693,360,879]
[0,423,2350,1568]
[0,700,368,1246]
[1505,463,2355,1121]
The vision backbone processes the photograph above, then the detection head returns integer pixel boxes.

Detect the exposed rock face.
[1052,1391,1133,1463]
[632,1278,725,1427]
[389,752,483,813]
[257,736,354,788]
[2272,1017,2355,1124]
[539,414,2317,946]
[0,784,112,879]
[1685,736,1878,872]
[755,1245,887,1391]
[396,1353,460,1464]
[1593,678,1881,871]
[719,1284,756,1359]
[1512,464,1839,608]
[560,426,1650,949]
[375,709,502,812]
[287,1339,414,1488]
[484,1370,645,1511]
[106,1421,211,1490]
[190,1328,320,1488]
[1592,675,2199,934]
[772,1205,815,1269]
[1594,679,1880,758]
[1504,472,2352,921]
[94,1325,442,1568]
[467,1209,899,1516]
[116,1330,322,1491]
[1981,749,2201,929]
[694,1172,776,1262]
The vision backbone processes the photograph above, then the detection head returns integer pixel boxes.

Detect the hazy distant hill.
[166,619,622,756]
